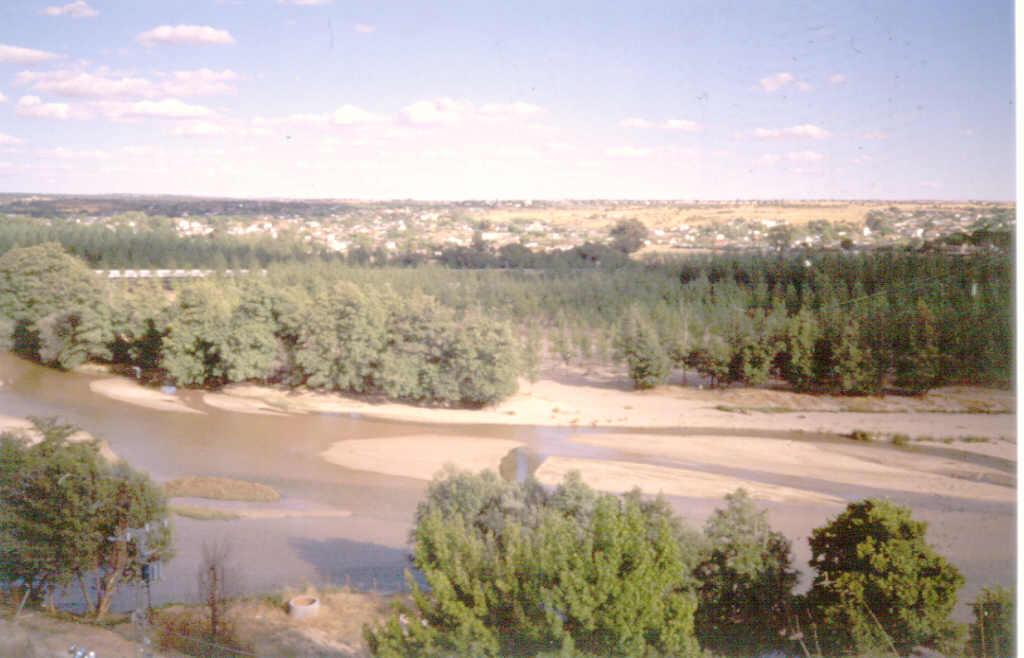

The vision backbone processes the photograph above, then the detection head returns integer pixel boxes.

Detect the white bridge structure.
[93,269,265,279]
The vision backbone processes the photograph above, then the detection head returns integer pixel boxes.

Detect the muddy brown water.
[0,353,1013,621]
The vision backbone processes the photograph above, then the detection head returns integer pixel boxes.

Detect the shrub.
[849,429,873,442]
[891,433,910,446]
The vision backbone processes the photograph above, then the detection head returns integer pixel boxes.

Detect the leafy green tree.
[365,469,704,657]
[609,218,649,254]
[779,309,818,392]
[805,499,964,655]
[968,586,1014,658]
[694,489,797,656]
[161,282,236,386]
[0,243,106,360]
[36,306,112,370]
[0,418,172,619]
[616,308,670,389]
[894,299,941,394]
[296,282,387,393]
[222,286,279,382]
[441,314,520,407]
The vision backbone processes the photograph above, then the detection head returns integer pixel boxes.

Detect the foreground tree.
[805,499,964,655]
[608,218,649,254]
[365,469,704,657]
[968,586,1014,658]
[693,489,797,656]
[0,418,172,619]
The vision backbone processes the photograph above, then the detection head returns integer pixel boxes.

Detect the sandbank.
[0,414,120,462]
[203,392,289,416]
[90,377,204,414]
[220,379,1015,440]
[570,433,1014,503]
[534,456,843,505]
[320,436,523,481]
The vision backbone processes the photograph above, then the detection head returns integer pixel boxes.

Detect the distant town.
[0,195,1013,258]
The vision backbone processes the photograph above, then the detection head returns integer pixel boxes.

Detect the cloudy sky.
[0,0,1013,199]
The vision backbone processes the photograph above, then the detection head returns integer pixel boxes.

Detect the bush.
[891,433,910,446]
[805,499,964,655]
[968,586,1014,658]
[848,429,873,442]
[364,469,704,657]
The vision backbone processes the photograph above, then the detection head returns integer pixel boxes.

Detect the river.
[0,353,1013,620]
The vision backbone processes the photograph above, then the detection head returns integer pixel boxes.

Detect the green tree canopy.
[0,418,173,619]
[805,498,964,655]
[365,469,705,657]
[693,489,797,656]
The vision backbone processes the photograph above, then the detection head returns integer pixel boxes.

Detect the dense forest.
[0,239,1012,405]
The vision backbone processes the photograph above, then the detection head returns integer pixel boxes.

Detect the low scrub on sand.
[170,504,242,521]
[164,476,280,502]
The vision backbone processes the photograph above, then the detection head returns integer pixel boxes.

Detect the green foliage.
[968,586,1014,658]
[894,299,941,394]
[805,498,964,655]
[161,282,237,386]
[0,417,173,619]
[693,489,797,656]
[780,309,819,391]
[608,218,649,254]
[616,308,670,390]
[365,469,704,657]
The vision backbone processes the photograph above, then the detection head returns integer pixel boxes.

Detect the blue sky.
[0,0,1014,199]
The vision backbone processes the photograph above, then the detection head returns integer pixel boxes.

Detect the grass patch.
[170,504,242,521]
[890,433,910,447]
[164,476,280,503]
[848,429,873,442]
[958,435,991,444]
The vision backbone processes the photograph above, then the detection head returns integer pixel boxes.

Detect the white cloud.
[17,69,154,98]
[161,69,238,96]
[136,25,236,47]
[752,123,831,139]
[39,146,111,160]
[785,150,824,162]
[606,146,652,158]
[16,95,74,119]
[796,81,813,92]
[0,91,6,103]
[331,104,382,125]
[171,120,227,136]
[759,72,795,92]
[43,1,97,17]
[665,118,701,132]
[354,23,376,33]
[0,132,22,145]
[102,98,214,120]
[479,101,542,118]
[400,98,468,125]
[861,130,888,140]
[620,117,652,128]
[829,73,847,85]
[0,44,60,64]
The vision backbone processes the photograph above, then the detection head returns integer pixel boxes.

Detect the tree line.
[0,242,1011,404]
[0,243,519,406]
[365,467,1011,657]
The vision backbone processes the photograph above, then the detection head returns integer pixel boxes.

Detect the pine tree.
[894,299,941,394]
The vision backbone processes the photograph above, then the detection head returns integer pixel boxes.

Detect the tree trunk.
[77,573,95,615]
[208,564,220,639]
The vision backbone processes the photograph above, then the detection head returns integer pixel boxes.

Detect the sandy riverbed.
[0,413,120,462]
[534,456,844,504]
[566,433,1014,503]
[90,377,204,414]
[218,378,1015,440]
[320,436,523,481]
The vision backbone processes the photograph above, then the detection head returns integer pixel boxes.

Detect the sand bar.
[203,392,289,416]
[534,456,843,505]
[570,433,1015,503]
[90,377,204,414]
[320,436,523,481]
[221,379,1015,440]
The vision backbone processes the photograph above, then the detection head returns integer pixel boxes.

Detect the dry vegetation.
[164,476,281,503]
[472,200,988,231]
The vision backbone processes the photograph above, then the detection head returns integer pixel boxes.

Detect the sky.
[0,0,1014,200]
